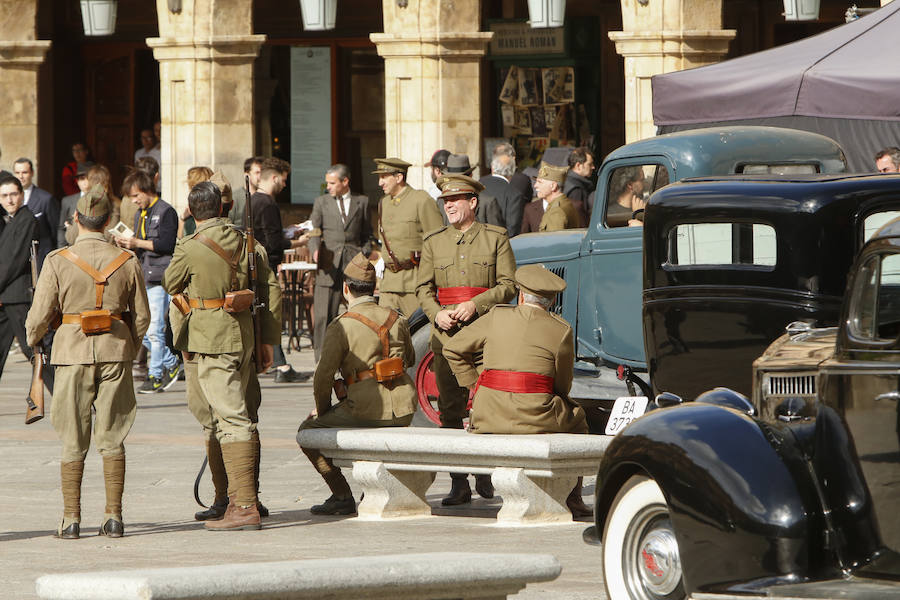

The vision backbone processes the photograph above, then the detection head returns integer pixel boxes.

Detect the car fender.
[596,403,819,594]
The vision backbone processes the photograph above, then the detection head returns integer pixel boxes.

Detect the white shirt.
[23,184,34,206]
[425,179,441,200]
[335,192,351,219]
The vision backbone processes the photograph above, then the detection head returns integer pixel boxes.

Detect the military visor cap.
[344,252,376,283]
[437,174,484,199]
[515,264,566,299]
[76,184,111,217]
[372,157,411,175]
[537,162,568,185]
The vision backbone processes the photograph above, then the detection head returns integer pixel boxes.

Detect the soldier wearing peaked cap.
[415,173,516,506]
[25,183,151,539]
[438,154,505,232]
[297,252,417,516]
[372,157,444,319]
[535,162,581,231]
[442,263,592,517]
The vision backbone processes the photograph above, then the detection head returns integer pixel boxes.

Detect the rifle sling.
[58,248,132,309]
[377,198,402,270]
[194,232,243,291]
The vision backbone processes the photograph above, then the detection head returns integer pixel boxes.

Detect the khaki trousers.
[430,335,479,429]
[186,353,261,440]
[193,347,256,443]
[51,362,136,462]
[378,291,421,320]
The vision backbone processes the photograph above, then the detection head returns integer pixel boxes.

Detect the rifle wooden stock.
[25,348,45,424]
[245,175,265,373]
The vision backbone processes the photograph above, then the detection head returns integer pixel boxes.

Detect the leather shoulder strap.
[59,248,132,309]
[194,232,243,290]
[341,309,399,359]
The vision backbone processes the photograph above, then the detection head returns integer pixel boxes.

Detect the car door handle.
[875,391,900,402]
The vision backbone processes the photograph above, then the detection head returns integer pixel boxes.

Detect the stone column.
[609,0,735,143]
[0,0,50,178]
[370,0,492,189]
[148,0,265,214]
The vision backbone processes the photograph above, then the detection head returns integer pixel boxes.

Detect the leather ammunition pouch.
[61,311,124,335]
[341,309,404,386]
[172,293,191,316]
[58,248,132,336]
[193,233,254,314]
[223,289,255,314]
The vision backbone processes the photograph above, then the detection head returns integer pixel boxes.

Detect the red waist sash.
[475,369,555,395]
[437,286,488,306]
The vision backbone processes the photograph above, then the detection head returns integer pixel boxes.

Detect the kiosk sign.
[489,22,566,56]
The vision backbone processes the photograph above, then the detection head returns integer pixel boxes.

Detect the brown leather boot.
[204,501,261,531]
[205,441,261,531]
[57,461,84,539]
[567,477,593,518]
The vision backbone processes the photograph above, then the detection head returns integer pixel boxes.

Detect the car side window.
[667,223,776,267]
[605,164,666,228]
[864,211,900,243]
[849,253,900,341]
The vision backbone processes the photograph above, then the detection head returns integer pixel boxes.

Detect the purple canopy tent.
[652,2,900,173]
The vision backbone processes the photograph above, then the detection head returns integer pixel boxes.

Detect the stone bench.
[35,552,561,600]
[297,427,610,525]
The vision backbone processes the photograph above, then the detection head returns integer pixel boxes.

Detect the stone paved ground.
[0,338,606,599]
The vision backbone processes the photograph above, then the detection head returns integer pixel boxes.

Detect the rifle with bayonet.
[25,240,46,424]
[245,175,265,373]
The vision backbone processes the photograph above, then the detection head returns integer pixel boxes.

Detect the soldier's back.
[482,304,569,376]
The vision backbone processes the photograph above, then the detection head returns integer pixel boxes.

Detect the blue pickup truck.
[408,126,848,427]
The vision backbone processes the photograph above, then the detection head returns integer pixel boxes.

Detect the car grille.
[546,266,565,314]
[764,373,817,398]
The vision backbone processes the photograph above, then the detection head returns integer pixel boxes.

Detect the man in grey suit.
[308,163,374,360]
[58,166,92,247]
[14,158,59,270]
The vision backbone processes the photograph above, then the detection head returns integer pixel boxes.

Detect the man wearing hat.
[536,162,581,231]
[442,264,592,517]
[297,252,417,516]
[416,173,516,505]
[58,165,93,247]
[25,184,151,539]
[442,154,504,231]
[425,149,451,200]
[372,157,443,318]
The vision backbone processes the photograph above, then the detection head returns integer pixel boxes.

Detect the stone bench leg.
[352,461,436,520]
[492,467,577,525]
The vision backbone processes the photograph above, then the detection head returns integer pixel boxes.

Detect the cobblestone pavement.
[0,338,605,599]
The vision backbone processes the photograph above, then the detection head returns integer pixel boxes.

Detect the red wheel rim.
[415,350,441,424]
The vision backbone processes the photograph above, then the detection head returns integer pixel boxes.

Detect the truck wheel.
[602,475,685,600]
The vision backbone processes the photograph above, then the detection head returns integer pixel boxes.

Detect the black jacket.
[25,185,59,271]
[563,172,594,227]
[480,174,529,238]
[0,208,38,304]
[251,191,291,269]
[132,197,177,284]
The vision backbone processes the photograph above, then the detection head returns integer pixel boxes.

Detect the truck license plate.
[605,396,649,435]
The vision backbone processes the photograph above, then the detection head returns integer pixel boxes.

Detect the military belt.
[62,313,124,324]
[474,369,555,395]
[437,286,489,306]
[345,368,376,386]
[188,298,227,309]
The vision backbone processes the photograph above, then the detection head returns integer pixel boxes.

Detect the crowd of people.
[2,131,601,537]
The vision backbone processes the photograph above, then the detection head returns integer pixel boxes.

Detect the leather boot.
[57,461,84,539]
[206,441,261,531]
[442,473,472,506]
[101,453,126,537]
[567,477,593,518]
[474,474,494,499]
[251,430,268,518]
[194,497,229,521]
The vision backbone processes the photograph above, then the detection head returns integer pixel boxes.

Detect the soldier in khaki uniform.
[162,181,282,531]
[373,157,444,318]
[25,185,151,539]
[416,174,516,505]
[536,162,581,232]
[442,264,592,517]
[298,253,417,515]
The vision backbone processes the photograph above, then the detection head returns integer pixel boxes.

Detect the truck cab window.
[605,164,666,228]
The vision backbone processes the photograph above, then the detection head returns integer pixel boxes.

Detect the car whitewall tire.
[602,475,685,600]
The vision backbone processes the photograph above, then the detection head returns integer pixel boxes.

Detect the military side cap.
[516,264,566,299]
[372,157,411,175]
[344,252,376,283]
[76,184,111,217]
[436,174,485,199]
[209,170,233,205]
[537,162,568,185]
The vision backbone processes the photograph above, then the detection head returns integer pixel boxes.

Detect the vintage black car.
[586,179,900,599]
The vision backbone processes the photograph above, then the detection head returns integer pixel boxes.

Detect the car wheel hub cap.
[638,528,681,596]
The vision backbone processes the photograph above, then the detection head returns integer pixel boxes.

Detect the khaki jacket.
[415,221,516,348]
[443,304,587,434]
[539,194,581,232]
[25,232,150,365]
[378,185,443,293]
[162,218,282,354]
[314,296,417,420]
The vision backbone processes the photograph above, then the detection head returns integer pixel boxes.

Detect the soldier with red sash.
[442,264,592,517]
[415,173,516,505]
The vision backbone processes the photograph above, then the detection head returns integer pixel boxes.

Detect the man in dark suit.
[481,147,530,238]
[58,166,91,247]
[308,164,374,360]
[14,158,59,270]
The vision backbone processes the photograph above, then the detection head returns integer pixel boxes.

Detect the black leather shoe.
[441,476,472,506]
[567,494,593,518]
[195,498,229,521]
[310,495,356,515]
[99,518,124,538]
[274,366,310,384]
[474,474,494,499]
[55,522,80,540]
[257,502,269,518]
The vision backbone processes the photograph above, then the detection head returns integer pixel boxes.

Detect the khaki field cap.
[76,184,111,217]
[344,252,376,283]
[445,154,476,175]
[537,162,568,185]
[209,170,233,205]
[436,174,485,199]
[515,264,566,299]
[372,157,411,175]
